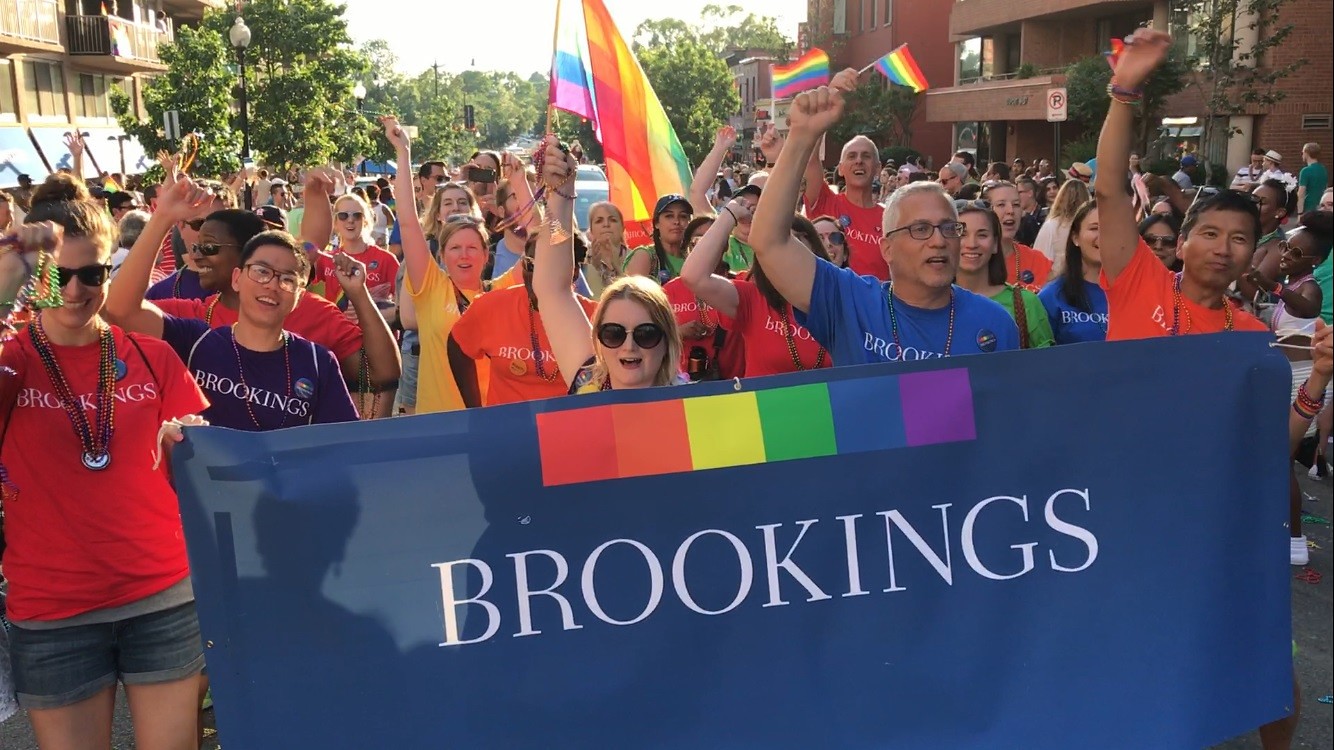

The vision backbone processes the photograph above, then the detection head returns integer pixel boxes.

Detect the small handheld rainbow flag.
[1105,38,1126,70]
[772,48,830,100]
[867,44,929,93]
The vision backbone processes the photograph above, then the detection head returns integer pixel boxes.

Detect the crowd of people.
[0,28,1329,750]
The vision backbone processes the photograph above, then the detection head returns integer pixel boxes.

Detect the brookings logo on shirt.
[497,346,557,365]
[194,370,312,417]
[1061,310,1109,325]
[861,333,947,362]
[765,316,816,341]
[18,383,159,410]
[844,226,881,245]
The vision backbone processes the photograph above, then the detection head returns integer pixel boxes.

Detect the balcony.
[66,15,169,73]
[161,0,225,23]
[925,71,1067,123]
[950,0,1155,39]
[0,0,62,54]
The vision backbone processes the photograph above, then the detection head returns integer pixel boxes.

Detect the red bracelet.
[1273,282,1284,297]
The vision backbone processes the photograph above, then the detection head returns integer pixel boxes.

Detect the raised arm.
[689,127,736,214]
[329,252,401,390]
[679,200,745,318]
[750,74,854,313]
[299,168,335,252]
[103,179,212,338]
[64,132,85,180]
[1095,29,1172,283]
[382,116,432,295]
[530,137,595,389]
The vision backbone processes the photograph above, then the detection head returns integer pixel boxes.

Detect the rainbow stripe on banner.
[536,368,975,486]
[772,48,830,100]
[873,44,929,93]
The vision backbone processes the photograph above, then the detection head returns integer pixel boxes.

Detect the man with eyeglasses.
[747,76,1020,366]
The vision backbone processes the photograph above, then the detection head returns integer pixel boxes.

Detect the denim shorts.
[395,333,421,410]
[9,601,205,710]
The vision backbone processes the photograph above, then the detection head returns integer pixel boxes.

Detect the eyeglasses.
[243,263,301,293]
[56,264,111,287]
[1144,233,1177,248]
[336,211,364,222]
[434,174,448,183]
[954,199,991,212]
[885,221,966,241]
[597,322,665,350]
[191,242,239,256]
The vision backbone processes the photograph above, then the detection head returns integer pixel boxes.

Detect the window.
[0,61,17,120]
[74,72,113,119]
[21,60,67,118]
[1303,114,1332,130]
[1004,33,1021,75]
[833,0,847,35]
[871,0,879,28]
[958,38,982,84]
[883,0,892,26]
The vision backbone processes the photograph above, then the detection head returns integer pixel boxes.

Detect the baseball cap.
[1179,155,1198,167]
[254,204,289,229]
[652,194,692,222]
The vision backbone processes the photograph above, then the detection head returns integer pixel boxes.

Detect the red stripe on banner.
[537,405,619,486]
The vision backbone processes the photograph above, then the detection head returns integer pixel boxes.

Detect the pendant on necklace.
[82,452,111,471]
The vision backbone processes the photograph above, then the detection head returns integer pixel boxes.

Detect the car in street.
[574,165,609,231]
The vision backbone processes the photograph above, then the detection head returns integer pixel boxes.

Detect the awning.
[28,126,100,180]
[78,126,139,176]
[0,127,48,188]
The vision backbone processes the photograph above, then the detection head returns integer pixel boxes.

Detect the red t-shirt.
[663,278,720,371]
[723,279,830,377]
[806,182,887,280]
[310,246,400,308]
[449,285,599,406]
[0,326,209,620]
[155,293,363,363]
[1005,243,1054,293]
[1101,239,1268,340]
[154,230,176,280]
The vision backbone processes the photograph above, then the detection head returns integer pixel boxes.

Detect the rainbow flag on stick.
[772,48,830,100]
[549,0,691,222]
[864,44,929,93]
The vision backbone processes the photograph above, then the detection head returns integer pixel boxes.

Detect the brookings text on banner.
[171,334,1293,749]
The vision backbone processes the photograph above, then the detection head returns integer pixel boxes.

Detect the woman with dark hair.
[952,199,1054,348]
[680,198,832,376]
[0,174,209,747]
[661,215,744,381]
[1138,212,1182,271]
[623,194,692,284]
[461,149,504,232]
[1039,201,1108,344]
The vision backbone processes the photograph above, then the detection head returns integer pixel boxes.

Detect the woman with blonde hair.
[312,191,399,308]
[532,137,683,392]
[583,201,627,297]
[1032,179,1092,268]
[420,181,482,243]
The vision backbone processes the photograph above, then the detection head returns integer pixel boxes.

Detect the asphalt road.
[2,474,1331,749]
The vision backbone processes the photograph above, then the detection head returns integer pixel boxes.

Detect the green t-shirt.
[1299,162,1328,213]
[990,284,1055,349]
[724,236,754,273]
[623,244,684,284]
[1314,252,1333,326]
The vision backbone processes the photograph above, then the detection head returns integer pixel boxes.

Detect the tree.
[699,4,793,60]
[111,25,242,178]
[827,78,921,151]
[1065,49,1188,154]
[1174,0,1305,185]
[638,36,739,166]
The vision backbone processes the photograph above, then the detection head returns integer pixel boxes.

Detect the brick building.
[924,0,1332,175]
[804,0,957,166]
[0,0,212,188]
[726,49,776,158]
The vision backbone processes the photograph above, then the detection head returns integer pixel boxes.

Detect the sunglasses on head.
[597,322,665,350]
[954,199,992,212]
[445,213,482,225]
[56,264,111,287]
[336,211,364,222]
[191,242,239,256]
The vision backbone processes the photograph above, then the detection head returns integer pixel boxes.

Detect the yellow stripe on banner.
[684,392,766,471]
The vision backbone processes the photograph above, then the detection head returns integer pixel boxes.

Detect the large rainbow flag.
[872,44,929,93]
[772,48,830,100]
[550,0,691,223]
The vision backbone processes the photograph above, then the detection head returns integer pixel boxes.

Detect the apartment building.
[726,49,776,158]
[804,0,957,165]
[0,0,217,188]
[925,0,1332,172]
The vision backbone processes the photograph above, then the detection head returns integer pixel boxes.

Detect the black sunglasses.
[954,199,991,212]
[57,264,111,287]
[597,322,665,350]
[336,211,364,221]
[191,242,239,256]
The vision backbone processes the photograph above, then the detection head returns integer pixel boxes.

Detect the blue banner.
[172,334,1294,749]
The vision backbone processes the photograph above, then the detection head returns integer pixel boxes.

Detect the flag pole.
[858,44,905,75]
[547,0,562,136]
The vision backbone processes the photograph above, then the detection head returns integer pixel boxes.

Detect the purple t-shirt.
[161,316,358,431]
[147,268,209,301]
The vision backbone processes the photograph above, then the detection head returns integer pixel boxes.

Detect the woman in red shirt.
[0,175,209,747]
[679,197,831,378]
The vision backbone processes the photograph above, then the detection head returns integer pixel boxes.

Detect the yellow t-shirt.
[405,263,487,413]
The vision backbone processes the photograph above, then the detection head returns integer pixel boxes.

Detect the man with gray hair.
[111,209,151,280]
[746,72,1019,365]
[938,162,967,197]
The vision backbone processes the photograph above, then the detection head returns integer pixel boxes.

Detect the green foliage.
[638,37,738,167]
[1060,134,1099,166]
[635,5,793,59]
[1065,49,1188,152]
[879,146,922,167]
[1015,63,1037,80]
[111,25,242,178]
[828,80,921,151]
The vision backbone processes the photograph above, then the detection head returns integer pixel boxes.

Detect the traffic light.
[464,104,476,131]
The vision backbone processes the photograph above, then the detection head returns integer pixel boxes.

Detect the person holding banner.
[1095,28,1301,750]
[1039,201,1110,345]
[747,76,1019,366]
[952,199,1054,349]
[532,136,684,394]
[0,183,209,748]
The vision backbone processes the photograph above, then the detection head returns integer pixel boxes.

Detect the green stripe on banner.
[757,383,838,462]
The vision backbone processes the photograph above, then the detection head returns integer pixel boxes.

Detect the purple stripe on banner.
[898,368,976,447]
[827,375,906,453]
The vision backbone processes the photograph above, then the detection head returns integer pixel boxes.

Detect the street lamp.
[353,82,367,175]
[229,16,252,209]
[108,133,130,176]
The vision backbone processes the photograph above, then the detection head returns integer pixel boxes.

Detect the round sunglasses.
[597,322,665,350]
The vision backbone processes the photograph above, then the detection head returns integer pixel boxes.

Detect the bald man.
[800,134,887,279]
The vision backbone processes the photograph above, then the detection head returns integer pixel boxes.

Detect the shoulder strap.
[1011,287,1030,350]
[183,325,216,370]
[125,332,161,389]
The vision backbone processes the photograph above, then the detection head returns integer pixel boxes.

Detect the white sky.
[341,0,808,78]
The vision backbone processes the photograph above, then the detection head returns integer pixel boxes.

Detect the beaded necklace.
[528,299,560,383]
[779,304,825,370]
[230,325,292,430]
[695,297,715,337]
[355,350,377,420]
[29,315,116,470]
[886,283,955,356]
[204,295,222,326]
[1170,272,1233,335]
[172,270,183,299]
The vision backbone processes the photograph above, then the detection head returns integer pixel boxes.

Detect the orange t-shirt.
[723,279,829,377]
[1101,239,1268,340]
[1005,243,1054,293]
[448,284,598,406]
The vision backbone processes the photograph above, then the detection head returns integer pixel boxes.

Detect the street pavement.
[2,474,1330,749]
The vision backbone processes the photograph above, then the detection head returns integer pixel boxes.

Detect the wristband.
[766,162,776,169]
[722,205,739,223]
[1273,282,1284,297]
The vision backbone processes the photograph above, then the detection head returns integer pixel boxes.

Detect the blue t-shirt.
[389,218,402,247]
[795,260,1020,365]
[161,316,358,431]
[1038,277,1109,345]
[146,268,209,301]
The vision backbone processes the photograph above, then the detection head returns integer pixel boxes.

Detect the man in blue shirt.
[747,71,1019,365]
